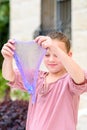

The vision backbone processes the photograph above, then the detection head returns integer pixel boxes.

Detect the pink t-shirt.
[8,70,87,130]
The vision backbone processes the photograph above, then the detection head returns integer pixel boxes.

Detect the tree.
[0,0,10,101]
[0,0,9,68]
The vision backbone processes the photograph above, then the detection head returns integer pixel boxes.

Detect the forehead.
[52,39,67,52]
[46,40,67,55]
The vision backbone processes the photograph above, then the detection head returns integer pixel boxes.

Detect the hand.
[1,39,15,59]
[34,36,52,49]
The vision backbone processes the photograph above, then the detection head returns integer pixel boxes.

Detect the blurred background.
[0,0,87,129]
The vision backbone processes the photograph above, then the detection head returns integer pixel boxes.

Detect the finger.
[4,42,15,51]
[1,45,14,56]
[41,41,48,49]
[1,49,14,58]
[8,39,15,44]
[1,43,15,57]
[34,36,43,42]
[34,36,47,45]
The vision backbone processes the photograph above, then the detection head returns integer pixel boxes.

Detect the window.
[33,0,71,39]
[56,0,71,39]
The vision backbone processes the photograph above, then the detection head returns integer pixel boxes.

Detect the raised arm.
[1,40,15,81]
[54,44,85,84]
[35,36,85,84]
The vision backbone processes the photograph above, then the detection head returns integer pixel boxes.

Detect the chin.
[49,70,60,74]
[46,66,63,73]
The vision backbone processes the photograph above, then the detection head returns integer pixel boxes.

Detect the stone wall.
[10,0,41,40]
[72,0,87,69]
[72,1,87,129]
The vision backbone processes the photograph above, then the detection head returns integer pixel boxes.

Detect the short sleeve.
[7,69,27,92]
[69,71,87,95]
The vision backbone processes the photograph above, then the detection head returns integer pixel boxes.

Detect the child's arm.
[35,36,85,85]
[1,40,16,81]
[54,46,85,84]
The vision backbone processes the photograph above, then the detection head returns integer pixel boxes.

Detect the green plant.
[0,0,9,68]
[0,0,9,49]
[0,69,9,101]
[0,69,29,101]
[10,89,29,101]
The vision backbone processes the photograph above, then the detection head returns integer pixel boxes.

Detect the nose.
[49,55,54,62]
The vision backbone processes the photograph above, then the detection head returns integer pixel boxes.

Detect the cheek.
[56,60,64,68]
[43,58,48,64]
[55,58,61,64]
[58,62,63,67]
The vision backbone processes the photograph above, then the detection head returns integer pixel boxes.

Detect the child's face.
[43,39,72,74]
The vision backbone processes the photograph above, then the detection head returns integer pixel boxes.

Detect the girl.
[1,31,87,130]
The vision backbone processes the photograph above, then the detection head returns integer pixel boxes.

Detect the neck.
[49,69,67,78]
[46,69,67,84]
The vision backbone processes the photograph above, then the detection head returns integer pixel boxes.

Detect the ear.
[68,51,72,57]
